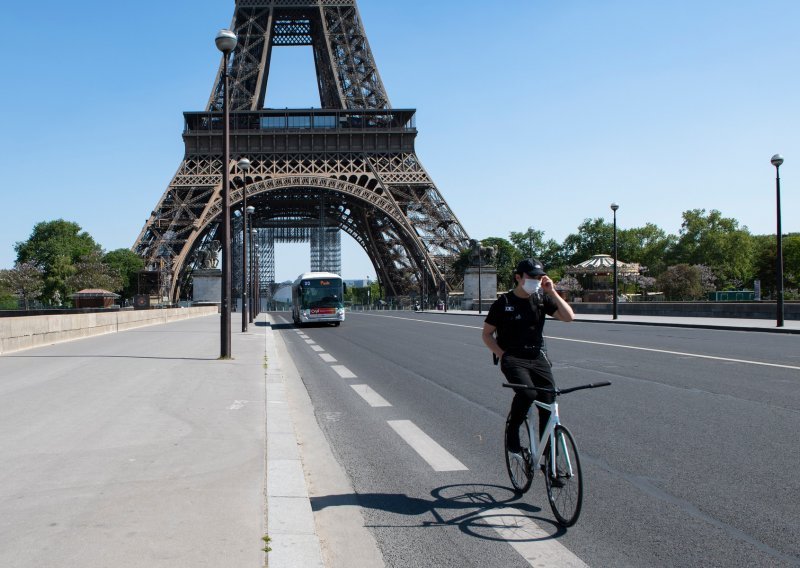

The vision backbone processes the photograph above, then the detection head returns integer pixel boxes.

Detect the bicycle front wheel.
[505,415,533,493]
[544,425,583,527]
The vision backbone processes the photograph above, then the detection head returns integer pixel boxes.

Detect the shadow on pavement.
[311,483,565,541]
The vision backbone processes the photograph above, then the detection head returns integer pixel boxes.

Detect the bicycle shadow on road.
[311,482,566,541]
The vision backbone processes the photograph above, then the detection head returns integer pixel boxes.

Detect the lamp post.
[610,203,619,320]
[238,158,251,332]
[253,237,261,315]
[215,29,237,358]
[366,275,371,309]
[250,227,256,323]
[478,244,483,315]
[771,154,785,327]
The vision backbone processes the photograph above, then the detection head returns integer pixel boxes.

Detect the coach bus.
[291,272,345,326]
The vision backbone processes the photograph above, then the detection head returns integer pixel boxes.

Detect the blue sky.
[1,0,797,282]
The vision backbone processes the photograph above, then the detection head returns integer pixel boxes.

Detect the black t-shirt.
[484,291,558,352]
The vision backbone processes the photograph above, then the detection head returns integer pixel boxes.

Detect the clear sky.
[1,0,797,282]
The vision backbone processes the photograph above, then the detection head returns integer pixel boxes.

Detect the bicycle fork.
[535,401,575,479]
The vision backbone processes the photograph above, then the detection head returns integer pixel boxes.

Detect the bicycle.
[502,381,611,527]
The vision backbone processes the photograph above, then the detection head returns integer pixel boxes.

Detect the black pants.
[501,351,555,452]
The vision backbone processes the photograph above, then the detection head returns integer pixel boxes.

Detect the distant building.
[71,289,120,308]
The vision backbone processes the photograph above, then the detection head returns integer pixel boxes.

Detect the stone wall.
[572,302,800,320]
[0,306,219,355]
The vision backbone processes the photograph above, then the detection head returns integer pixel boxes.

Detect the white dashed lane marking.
[474,508,588,567]
[304,339,316,345]
[350,384,392,407]
[387,420,468,472]
[319,353,337,363]
[311,345,324,352]
[331,365,357,379]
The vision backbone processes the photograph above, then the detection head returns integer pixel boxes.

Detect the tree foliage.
[103,248,145,299]
[669,209,753,288]
[561,218,613,266]
[14,220,101,304]
[508,227,565,269]
[656,264,716,301]
[752,233,800,299]
[0,262,45,309]
[66,250,123,293]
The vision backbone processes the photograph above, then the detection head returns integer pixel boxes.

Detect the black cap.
[516,258,546,277]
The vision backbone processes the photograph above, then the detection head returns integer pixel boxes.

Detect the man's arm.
[482,322,505,359]
[541,275,574,322]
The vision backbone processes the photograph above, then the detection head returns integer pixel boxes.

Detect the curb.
[406,310,800,334]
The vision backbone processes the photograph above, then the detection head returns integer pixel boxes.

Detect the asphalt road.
[273,310,800,567]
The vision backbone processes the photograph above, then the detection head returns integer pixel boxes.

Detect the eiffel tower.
[133,0,471,301]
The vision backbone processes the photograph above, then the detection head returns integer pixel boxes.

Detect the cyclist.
[481,258,575,459]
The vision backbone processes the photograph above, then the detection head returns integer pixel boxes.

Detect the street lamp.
[478,244,483,315]
[771,154,785,327]
[238,157,251,332]
[215,28,237,358]
[610,203,619,320]
[249,226,257,323]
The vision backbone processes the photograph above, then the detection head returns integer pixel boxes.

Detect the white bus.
[291,272,345,326]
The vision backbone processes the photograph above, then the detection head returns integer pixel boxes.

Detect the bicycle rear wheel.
[504,415,533,493]
[544,425,583,526]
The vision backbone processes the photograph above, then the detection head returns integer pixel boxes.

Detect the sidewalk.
[415,309,800,334]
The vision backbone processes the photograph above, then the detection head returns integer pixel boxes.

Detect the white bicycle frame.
[525,398,574,479]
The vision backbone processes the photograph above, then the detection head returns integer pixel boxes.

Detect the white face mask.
[522,278,541,294]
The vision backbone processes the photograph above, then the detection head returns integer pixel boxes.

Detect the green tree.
[561,218,614,266]
[752,233,800,298]
[657,264,716,301]
[668,209,753,288]
[66,250,123,294]
[14,219,101,304]
[0,288,16,309]
[0,262,45,309]
[509,227,565,270]
[618,223,676,276]
[103,248,145,299]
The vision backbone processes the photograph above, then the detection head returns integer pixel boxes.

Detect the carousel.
[566,254,640,302]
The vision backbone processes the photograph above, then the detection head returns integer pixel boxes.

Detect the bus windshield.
[298,278,343,310]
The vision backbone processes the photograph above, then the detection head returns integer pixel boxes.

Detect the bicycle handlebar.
[502,381,611,395]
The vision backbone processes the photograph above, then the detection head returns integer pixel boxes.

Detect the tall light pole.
[253,236,261,316]
[238,157,251,332]
[250,226,256,323]
[610,203,619,320]
[771,154,785,327]
[478,244,483,315]
[216,29,237,358]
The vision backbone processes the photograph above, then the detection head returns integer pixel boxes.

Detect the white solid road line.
[387,420,468,472]
[350,384,392,407]
[353,312,800,371]
[331,365,357,379]
[474,507,588,567]
[319,353,337,363]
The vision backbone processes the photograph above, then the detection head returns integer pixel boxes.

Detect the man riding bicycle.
[481,258,575,458]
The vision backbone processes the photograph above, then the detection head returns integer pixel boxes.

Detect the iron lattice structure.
[133,0,470,300]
